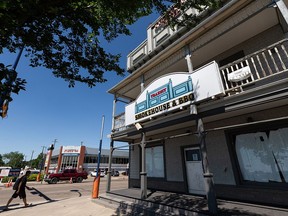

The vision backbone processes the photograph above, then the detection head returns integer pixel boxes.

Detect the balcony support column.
[140,131,147,199]
[106,140,114,192]
[140,74,145,92]
[185,46,193,73]
[275,0,288,27]
[111,95,117,131]
[196,117,218,215]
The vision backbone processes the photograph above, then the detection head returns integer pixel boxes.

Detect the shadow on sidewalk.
[100,189,288,216]
[30,187,54,201]
[0,188,56,213]
[0,201,58,213]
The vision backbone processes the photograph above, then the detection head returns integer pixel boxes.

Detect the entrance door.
[184,147,206,195]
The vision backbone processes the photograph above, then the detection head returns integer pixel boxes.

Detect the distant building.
[44,145,128,173]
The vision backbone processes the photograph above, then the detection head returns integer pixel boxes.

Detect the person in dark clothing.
[4,170,33,210]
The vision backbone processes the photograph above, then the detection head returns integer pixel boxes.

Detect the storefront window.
[61,155,78,170]
[146,146,164,178]
[235,127,288,183]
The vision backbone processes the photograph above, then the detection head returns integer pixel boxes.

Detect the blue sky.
[0,13,159,161]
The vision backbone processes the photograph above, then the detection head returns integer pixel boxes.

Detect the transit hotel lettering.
[135,93,194,120]
[150,88,167,99]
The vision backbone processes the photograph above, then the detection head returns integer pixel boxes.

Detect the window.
[84,156,97,163]
[219,50,245,67]
[185,149,201,161]
[235,127,288,183]
[146,146,164,178]
[61,155,78,170]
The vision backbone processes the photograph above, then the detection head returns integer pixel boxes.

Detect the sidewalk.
[97,188,288,216]
[1,190,288,216]
[1,182,288,216]
[0,195,116,216]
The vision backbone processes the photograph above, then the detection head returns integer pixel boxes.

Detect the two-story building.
[108,0,288,207]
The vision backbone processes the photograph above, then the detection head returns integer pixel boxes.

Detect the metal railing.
[112,112,126,132]
[220,39,288,95]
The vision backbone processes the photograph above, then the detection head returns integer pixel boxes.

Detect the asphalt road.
[0,176,128,207]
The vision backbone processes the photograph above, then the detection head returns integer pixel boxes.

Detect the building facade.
[108,0,288,207]
[44,145,129,174]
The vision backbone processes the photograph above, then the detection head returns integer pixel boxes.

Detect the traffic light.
[1,99,9,118]
[48,144,54,151]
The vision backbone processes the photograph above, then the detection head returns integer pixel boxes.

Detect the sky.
[0,12,160,161]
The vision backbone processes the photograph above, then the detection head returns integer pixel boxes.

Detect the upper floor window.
[219,50,245,67]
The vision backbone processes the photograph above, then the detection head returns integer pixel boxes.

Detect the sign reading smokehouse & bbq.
[135,76,194,121]
[125,61,225,125]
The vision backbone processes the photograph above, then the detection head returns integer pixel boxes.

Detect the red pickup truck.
[44,169,88,184]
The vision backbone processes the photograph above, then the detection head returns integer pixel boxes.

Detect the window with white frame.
[145,146,164,178]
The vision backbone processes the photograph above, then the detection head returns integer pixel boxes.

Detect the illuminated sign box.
[125,61,225,125]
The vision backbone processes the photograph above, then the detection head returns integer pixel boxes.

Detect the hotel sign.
[125,61,225,125]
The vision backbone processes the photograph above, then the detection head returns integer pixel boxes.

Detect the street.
[0,176,128,207]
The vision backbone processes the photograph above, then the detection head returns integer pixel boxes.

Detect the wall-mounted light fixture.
[135,122,143,130]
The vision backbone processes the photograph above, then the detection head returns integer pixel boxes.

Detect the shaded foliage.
[0,154,5,166]
[29,153,45,169]
[0,0,223,116]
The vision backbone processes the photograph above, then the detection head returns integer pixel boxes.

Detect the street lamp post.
[37,146,46,182]
[29,150,34,168]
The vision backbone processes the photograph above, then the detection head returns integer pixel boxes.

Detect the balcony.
[113,39,288,132]
[127,6,199,72]
[220,39,288,95]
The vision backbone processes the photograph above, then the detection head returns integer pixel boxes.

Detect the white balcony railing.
[127,39,148,70]
[220,39,288,95]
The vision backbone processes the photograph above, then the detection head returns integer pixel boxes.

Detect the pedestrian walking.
[4,170,33,210]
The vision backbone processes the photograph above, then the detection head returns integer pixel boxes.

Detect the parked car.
[30,169,40,174]
[44,169,88,184]
[90,169,105,177]
[111,170,119,177]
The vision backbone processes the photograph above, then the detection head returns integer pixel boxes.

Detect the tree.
[29,152,45,169]
[0,154,5,166]
[2,151,25,168]
[0,0,222,116]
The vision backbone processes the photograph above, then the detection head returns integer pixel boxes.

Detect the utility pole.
[52,139,57,148]
[37,146,46,182]
[45,139,57,174]
[29,150,34,168]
